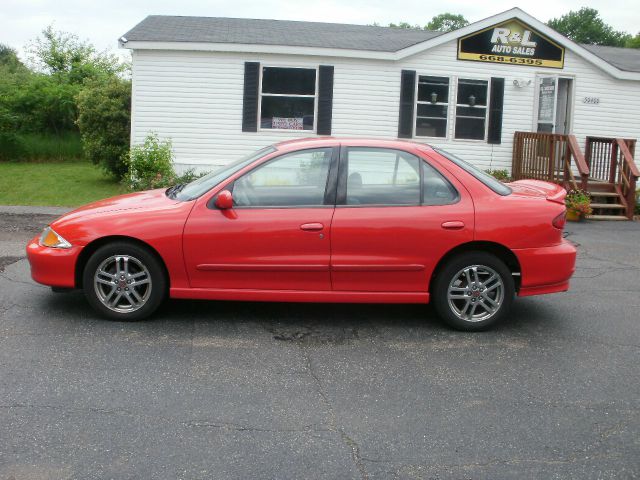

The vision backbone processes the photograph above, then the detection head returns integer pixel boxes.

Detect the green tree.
[384,13,469,32]
[547,8,631,46]
[626,33,640,48]
[27,25,128,83]
[76,77,131,178]
[388,22,420,29]
[12,75,78,134]
[0,44,27,73]
[426,13,469,32]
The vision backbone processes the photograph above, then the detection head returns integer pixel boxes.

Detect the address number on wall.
[583,97,600,104]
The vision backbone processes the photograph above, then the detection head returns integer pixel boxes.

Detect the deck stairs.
[585,182,629,221]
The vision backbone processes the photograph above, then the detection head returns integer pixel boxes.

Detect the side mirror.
[214,190,233,210]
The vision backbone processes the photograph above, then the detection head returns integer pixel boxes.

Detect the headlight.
[39,226,72,249]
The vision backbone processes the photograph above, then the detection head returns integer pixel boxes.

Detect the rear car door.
[330,146,474,292]
[183,147,338,291]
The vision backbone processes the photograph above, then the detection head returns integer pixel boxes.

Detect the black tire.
[432,251,514,331]
[82,241,167,321]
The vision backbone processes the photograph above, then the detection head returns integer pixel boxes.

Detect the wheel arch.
[429,241,521,294]
[74,235,170,290]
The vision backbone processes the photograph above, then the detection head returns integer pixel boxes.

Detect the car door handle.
[441,221,465,230]
[300,223,324,231]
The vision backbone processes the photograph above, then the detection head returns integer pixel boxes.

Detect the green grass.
[0,161,124,207]
[0,132,84,162]
[18,132,84,161]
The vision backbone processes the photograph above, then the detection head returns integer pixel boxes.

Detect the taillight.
[552,211,566,230]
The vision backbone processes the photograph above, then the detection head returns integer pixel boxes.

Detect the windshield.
[433,147,512,196]
[173,146,277,201]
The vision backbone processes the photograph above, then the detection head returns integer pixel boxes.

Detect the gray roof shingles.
[121,15,640,73]
[580,44,640,73]
[121,15,441,52]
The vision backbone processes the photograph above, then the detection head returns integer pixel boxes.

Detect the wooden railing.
[585,137,639,219]
[512,131,589,190]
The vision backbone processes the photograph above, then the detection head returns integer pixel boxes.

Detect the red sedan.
[27,138,576,330]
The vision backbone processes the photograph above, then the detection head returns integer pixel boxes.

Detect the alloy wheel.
[447,264,504,323]
[93,255,152,313]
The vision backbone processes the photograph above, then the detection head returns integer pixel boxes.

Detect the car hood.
[508,180,567,204]
[54,189,179,224]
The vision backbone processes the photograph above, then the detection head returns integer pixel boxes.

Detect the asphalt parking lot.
[0,211,639,479]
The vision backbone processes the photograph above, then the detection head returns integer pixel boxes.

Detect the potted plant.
[565,189,592,221]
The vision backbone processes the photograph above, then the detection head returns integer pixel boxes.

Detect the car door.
[183,147,338,291]
[330,146,474,292]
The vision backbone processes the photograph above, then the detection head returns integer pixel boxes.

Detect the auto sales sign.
[458,19,565,69]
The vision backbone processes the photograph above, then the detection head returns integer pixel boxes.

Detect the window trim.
[412,75,494,143]
[414,75,451,140]
[336,146,459,208]
[453,77,490,142]
[227,147,338,209]
[257,65,319,134]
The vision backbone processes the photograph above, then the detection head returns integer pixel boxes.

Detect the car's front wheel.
[433,252,514,331]
[82,241,167,321]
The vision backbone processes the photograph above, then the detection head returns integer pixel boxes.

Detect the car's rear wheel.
[433,252,514,331]
[82,241,167,321]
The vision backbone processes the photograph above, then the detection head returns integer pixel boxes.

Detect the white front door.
[536,76,573,134]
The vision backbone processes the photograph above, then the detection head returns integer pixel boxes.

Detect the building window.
[415,76,449,138]
[454,79,489,140]
[260,67,316,131]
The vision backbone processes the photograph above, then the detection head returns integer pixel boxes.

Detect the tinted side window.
[233,148,332,207]
[422,161,459,205]
[345,148,420,206]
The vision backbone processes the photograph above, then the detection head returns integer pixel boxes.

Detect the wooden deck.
[512,132,638,220]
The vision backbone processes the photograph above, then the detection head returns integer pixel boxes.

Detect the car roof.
[274,137,436,153]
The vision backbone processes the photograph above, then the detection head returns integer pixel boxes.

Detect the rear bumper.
[26,237,81,288]
[514,239,577,297]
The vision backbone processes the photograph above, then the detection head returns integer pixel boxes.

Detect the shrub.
[0,105,25,161]
[0,132,26,161]
[76,77,131,179]
[124,133,208,191]
[125,133,175,191]
[485,169,510,181]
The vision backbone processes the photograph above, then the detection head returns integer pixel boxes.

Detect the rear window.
[433,147,512,196]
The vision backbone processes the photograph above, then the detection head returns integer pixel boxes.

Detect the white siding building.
[120,8,640,174]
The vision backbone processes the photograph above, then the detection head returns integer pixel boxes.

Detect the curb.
[0,205,72,216]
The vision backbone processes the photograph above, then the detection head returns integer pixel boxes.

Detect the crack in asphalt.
[0,403,331,437]
[182,421,330,434]
[303,348,369,480]
[0,256,22,273]
[0,270,46,288]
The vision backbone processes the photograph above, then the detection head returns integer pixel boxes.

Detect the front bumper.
[514,239,577,297]
[26,237,82,288]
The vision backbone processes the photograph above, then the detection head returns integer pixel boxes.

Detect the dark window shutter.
[242,62,260,132]
[317,65,334,136]
[488,78,505,144]
[398,70,416,138]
